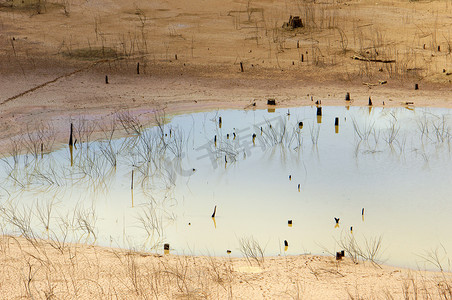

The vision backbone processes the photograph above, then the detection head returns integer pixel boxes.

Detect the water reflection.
[1,106,452,268]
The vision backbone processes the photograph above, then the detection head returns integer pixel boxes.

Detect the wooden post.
[345,92,350,101]
[316,107,322,116]
[175,54,178,60]
[69,123,73,146]
[105,75,109,84]
[211,205,217,218]
[368,97,373,106]
[335,117,339,126]
[415,83,419,90]
[137,62,140,74]
[301,54,304,62]
[240,62,244,72]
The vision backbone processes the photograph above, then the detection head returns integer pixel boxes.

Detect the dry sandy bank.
[1,235,451,299]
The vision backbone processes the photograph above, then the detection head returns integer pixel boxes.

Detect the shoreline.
[1,234,451,299]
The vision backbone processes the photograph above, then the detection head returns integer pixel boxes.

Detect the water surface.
[1,105,452,270]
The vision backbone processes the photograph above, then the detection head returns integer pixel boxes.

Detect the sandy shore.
[1,0,452,298]
[1,235,451,299]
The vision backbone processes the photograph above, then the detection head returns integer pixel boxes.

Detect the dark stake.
[298,121,303,129]
[41,143,43,158]
[368,97,373,106]
[316,107,322,116]
[240,62,244,72]
[335,117,339,126]
[227,250,232,254]
[260,127,263,134]
[211,205,217,218]
[164,243,170,251]
[175,54,178,60]
[350,226,353,232]
[69,123,73,146]
[345,92,350,101]
[289,175,292,180]
[252,133,257,141]
[334,217,340,224]
[219,117,222,126]
[131,170,134,190]
[284,240,289,247]
[288,220,293,225]
[301,54,304,62]
[415,83,419,90]
[362,208,365,215]
[298,184,300,191]
[227,134,229,139]
[267,99,276,105]
[225,155,227,163]
[214,135,217,143]
[336,251,345,260]
[233,132,236,139]
[105,75,109,84]
[297,40,299,48]
[137,62,140,74]
[438,45,441,52]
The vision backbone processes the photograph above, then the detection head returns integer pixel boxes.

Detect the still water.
[1,106,452,269]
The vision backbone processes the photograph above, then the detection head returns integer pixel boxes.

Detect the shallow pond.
[1,105,452,270]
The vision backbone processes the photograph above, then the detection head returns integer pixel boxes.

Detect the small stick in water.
[211,205,217,218]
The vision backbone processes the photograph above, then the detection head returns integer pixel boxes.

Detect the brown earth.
[0,0,451,298]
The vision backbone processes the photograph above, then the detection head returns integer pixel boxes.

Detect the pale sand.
[0,0,452,298]
[1,235,451,299]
